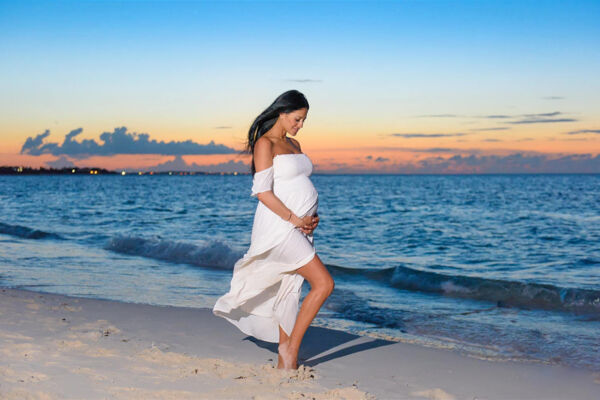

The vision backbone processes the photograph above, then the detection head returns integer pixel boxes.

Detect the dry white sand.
[0,287,598,399]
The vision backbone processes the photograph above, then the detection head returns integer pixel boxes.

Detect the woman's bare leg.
[277,325,289,368]
[278,254,334,369]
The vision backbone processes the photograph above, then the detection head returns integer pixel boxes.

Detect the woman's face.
[280,108,308,136]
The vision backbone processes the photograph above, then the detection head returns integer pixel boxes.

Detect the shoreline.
[1,287,598,399]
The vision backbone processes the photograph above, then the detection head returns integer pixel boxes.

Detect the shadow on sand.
[244,326,395,367]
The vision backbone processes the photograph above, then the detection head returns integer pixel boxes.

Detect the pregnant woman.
[213,90,334,370]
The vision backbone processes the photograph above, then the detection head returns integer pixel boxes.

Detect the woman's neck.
[265,127,286,141]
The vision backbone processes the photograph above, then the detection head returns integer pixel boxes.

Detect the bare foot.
[277,340,297,369]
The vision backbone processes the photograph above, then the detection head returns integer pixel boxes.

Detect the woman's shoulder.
[254,136,274,155]
[254,136,275,170]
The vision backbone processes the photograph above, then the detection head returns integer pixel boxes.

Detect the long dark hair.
[246,90,309,174]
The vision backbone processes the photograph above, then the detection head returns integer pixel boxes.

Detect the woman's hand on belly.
[300,214,319,235]
[295,215,314,231]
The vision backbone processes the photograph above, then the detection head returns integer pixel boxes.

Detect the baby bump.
[301,199,318,218]
[274,177,318,217]
[281,192,318,219]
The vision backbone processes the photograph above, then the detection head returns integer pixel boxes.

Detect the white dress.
[212,153,319,343]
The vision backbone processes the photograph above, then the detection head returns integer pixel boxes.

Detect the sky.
[1,0,599,173]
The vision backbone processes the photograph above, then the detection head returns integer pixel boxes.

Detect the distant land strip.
[0,166,244,176]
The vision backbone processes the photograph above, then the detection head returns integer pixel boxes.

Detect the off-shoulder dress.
[212,153,319,342]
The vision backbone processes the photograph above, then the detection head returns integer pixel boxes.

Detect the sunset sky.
[1,0,599,173]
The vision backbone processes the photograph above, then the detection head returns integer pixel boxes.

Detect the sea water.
[1,174,599,371]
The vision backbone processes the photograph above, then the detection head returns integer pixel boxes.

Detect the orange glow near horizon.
[2,123,599,173]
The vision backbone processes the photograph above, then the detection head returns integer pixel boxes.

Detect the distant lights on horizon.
[10,167,241,175]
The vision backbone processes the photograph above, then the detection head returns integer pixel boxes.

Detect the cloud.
[350,146,485,154]
[483,139,502,142]
[505,111,577,124]
[20,129,60,155]
[284,79,322,83]
[565,129,600,135]
[213,126,232,129]
[366,155,390,162]
[314,161,370,173]
[320,151,600,174]
[132,155,249,173]
[470,127,510,132]
[22,129,51,150]
[46,155,75,169]
[412,111,575,125]
[508,118,576,124]
[522,111,562,118]
[417,114,460,118]
[476,111,575,124]
[390,133,466,138]
[405,153,600,174]
[542,96,564,100]
[20,127,238,158]
[408,147,465,153]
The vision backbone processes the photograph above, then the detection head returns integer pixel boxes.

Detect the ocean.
[1,173,599,372]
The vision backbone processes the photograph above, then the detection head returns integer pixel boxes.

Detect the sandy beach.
[0,287,598,400]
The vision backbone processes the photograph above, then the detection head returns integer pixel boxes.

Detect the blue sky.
[1,0,599,173]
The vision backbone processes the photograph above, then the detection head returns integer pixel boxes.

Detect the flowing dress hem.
[212,249,316,343]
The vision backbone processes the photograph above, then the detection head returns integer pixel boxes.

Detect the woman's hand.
[290,213,319,235]
[291,214,313,230]
[300,214,319,235]
[289,214,309,228]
